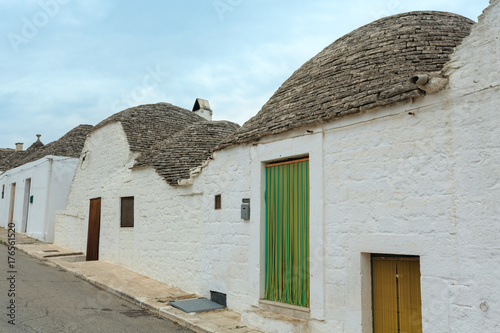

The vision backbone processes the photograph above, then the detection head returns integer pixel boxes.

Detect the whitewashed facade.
[55,2,499,332]
[0,156,78,242]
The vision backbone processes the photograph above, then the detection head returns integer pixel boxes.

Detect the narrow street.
[0,245,192,333]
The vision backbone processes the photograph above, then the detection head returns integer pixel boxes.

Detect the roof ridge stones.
[217,11,474,149]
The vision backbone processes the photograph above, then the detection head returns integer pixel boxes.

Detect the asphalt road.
[0,245,192,333]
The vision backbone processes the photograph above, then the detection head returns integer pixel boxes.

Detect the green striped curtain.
[265,158,309,308]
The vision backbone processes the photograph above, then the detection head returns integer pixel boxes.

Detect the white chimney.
[15,142,24,152]
[192,98,213,121]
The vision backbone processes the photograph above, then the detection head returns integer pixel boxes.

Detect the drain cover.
[170,298,225,313]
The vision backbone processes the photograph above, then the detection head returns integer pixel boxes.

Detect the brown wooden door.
[86,198,101,261]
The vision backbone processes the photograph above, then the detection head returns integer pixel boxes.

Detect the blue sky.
[0,0,490,148]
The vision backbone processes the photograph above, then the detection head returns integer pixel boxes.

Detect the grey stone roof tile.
[0,151,15,171]
[94,103,205,152]
[0,125,93,171]
[217,11,474,149]
[134,120,239,185]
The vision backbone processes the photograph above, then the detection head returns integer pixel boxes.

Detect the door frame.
[252,134,325,319]
[264,157,310,308]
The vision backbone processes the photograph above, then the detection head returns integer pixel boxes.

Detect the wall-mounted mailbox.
[241,198,250,220]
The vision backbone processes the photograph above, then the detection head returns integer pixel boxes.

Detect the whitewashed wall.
[54,120,254,302]
[191,145,253,311]
[0,156,78,242]
[55,121,207,294]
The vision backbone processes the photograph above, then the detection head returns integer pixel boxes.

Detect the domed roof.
[94,103,205,152]
[218,11,474,149]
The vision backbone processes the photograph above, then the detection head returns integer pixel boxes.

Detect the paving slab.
[16,242,83,260]
[0,227,42,245]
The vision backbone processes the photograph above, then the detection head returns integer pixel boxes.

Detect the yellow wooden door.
[372,256,422,333]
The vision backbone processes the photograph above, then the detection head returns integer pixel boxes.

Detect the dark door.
[86,198,101,261]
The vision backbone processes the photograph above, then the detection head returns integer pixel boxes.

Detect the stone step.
[242,309,310,333]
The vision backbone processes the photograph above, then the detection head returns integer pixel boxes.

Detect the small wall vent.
[210,290,227,307]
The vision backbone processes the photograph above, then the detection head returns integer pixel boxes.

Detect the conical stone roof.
[94,103,205,152]
[0,125,93,171]
[218,11,474,149]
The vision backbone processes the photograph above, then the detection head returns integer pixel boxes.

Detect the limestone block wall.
[55,121,134,253]
[55,121,206,294]
[191,145,253,312]
[318,90,499,332]
[228,86,498,333]
[127,166,205,294]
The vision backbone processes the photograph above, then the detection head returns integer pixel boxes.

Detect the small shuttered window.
[215,194,222,210]
[121,197,134,227]
[372,255,423,333]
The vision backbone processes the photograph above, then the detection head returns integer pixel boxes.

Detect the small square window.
[121,197,134,227]
[215,194,221,210]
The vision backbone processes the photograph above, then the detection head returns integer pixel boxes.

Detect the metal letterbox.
[241,198,250,220]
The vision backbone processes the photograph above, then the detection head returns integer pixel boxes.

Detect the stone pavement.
[0,227,263,333]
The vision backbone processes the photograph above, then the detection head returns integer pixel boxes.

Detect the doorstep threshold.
[259,299,310,320]
[43,252,84,258]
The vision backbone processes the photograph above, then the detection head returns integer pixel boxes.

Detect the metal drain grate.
[170,298,226,313]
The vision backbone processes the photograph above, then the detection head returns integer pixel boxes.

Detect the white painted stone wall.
[0,156,78,242]
[55,121,206,294]
[191,145,253,311]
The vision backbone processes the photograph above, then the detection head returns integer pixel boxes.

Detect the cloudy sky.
[0,0,490,148]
